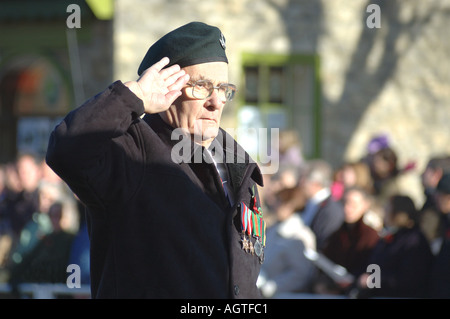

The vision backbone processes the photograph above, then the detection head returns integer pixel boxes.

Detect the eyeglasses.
[185,80,237,102]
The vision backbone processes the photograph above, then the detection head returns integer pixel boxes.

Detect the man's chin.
[192,129,219,145]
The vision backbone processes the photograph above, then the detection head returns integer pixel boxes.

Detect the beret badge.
[219,32,226,50]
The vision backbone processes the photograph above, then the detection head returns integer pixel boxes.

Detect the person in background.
[0,155,41,278]
[0,165,5,201]
[257,185,317,298]
[261,163,305,227]
[262,130,305,228]
[331,161,374,201]
[316,186,380,295]
[7,181,65,270]
[68,199,91,286]
[354,194,433,299]
[331,160,382,231]
[323,186,380,277]
[8,202,75,295]
[0,165,13,273]
[370,147,401,197]
[367,144,417,209]
[278,130,304,168]
[428,173,450,298]
[298,159,345,252]
[419,155,450,250]
[7,153,42,240]
[420,156,450,211]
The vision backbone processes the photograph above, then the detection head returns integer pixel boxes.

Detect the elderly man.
[46,22,265,298]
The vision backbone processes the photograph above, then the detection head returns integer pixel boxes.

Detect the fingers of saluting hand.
[140,57,189,92]
[133,57,191,113]
[167,71,190,92]
[151,56,171,72]
[165,73,190,105]
[159,62,181,81]
[153,58,190,92]
[153,58,190,107]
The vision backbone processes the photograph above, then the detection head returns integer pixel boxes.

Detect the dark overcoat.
[309,197,345,252]
[365,226,433,298]
[428,214,450,298]
[322,217,380,277]
[46,81,265,298]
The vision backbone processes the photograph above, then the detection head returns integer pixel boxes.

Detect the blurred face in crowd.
[274,186,305,221]
[0,166,5,192]
[343,189,370,224]
[384,208,410,229]
[5,164,21,193]
[421,166,436,189]
[16,154,41,193]
[38,184,61,214]
[270,168,299,195]
[372,155,392,179]
[301,176,323,199]
[160,62,228,148]
[341,165,357,188]
[383,196,415,229]
[371,148,398,179]
[436,191,450,214]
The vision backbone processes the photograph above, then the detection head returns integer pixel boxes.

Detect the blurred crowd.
[258,131,450,299]
[0,152,90,297]
[1,131,450,299]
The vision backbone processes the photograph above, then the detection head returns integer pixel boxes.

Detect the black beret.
[138,21,228,76]
[437,173,450,194]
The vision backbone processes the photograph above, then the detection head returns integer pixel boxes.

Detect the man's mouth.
[200,118,217,124]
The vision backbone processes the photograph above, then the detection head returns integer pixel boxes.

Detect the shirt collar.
[310,187,331,205]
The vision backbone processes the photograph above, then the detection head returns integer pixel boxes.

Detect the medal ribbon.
[240,204,248,232]
[240,201,266,247]
[247,205,252,236]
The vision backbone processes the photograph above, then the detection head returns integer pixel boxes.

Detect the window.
[239,53,321,159]
[268,66,284,103]
[244,66,259,103]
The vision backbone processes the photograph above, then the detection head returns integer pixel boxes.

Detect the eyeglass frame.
[184,79,237,102]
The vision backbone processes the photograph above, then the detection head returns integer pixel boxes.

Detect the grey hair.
[304,159,333,188]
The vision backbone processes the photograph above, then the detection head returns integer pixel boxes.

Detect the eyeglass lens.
[192,81,235,102]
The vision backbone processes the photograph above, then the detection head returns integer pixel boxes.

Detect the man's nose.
[206,89,225,109]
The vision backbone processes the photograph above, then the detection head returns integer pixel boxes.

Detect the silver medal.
[254,239,262,257]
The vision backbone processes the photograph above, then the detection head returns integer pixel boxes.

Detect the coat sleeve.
[271,239,317,294]
[46,81,146,211]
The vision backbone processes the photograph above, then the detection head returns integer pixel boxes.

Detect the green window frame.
[239,53,321,159]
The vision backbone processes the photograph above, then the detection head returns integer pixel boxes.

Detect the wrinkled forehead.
[182,62,229,84]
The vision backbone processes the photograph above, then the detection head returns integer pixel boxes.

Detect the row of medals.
[241,232,264,264]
